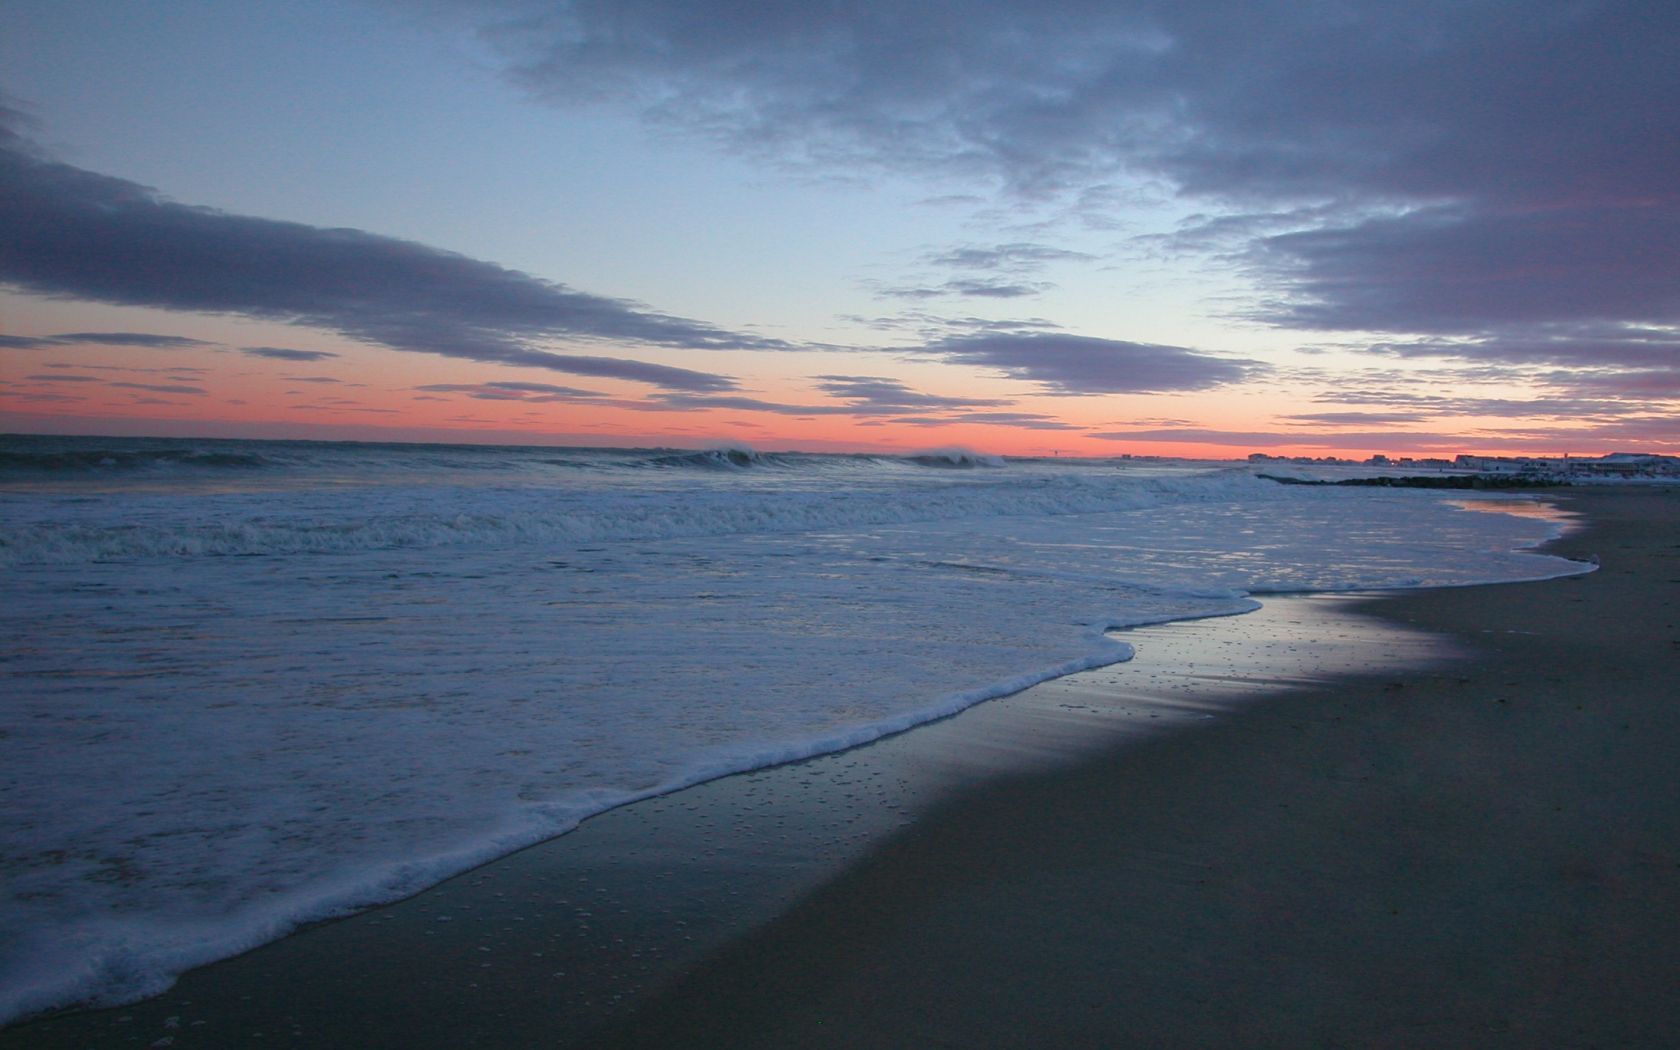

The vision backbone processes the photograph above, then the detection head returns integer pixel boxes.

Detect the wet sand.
[583,487,1680,1048]
[6,488,1674,1047]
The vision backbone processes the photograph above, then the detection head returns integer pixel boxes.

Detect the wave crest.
[1,470,1277,565]
[0,448,273,475]
[902,447,1005,469]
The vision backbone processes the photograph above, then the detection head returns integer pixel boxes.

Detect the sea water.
[0,435,1588,1022]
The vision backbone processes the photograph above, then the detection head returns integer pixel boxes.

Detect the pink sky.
[4,1,1676,459]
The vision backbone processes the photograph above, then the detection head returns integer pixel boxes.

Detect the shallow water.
[0,593,1450,1048]
[0,435,1586,1022]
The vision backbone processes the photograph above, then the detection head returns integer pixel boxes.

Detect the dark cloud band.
[455,0,1680,371]
[0,331,215,350]
[0,121,771,393]
[919,332,1261,394]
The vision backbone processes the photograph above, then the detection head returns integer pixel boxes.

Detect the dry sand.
[7,487,1675,1048]
[585,487,1680,1049]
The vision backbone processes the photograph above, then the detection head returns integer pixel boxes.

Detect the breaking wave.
[902,447,1006,469]
[0,467,1270,565]
[0,447,274,474]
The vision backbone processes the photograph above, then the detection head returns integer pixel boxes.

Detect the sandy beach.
[584,487,1680,1048]
[6,486,1676,1048]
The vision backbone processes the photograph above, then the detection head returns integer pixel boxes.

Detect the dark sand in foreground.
[7,488,1676,1047]
[587,487,1680,1049]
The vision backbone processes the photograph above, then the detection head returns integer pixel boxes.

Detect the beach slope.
[590,488,1680,1049]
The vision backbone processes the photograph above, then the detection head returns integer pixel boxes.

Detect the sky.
[2,0,1676,459]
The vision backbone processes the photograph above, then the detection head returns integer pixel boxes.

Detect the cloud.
[469,380,603,396]
[897,411,1086,431]
[462,0,1180,196]
[59,332,217,348]
[1301,384,1673,420]
[451,0,1680,369]
[871,278,1051,301]
[416,381,608,401]
[1554,416,1680,446]
[242,346,341,361]
[0,331,214,350]
[1091,427,1484,452]
[810,375,1010,411]
[39,362,209,376]
[0,117,775,393]
[1283,411,1433,427]
[1254,208,1680,335]
[1095,421,1679,453]
[109,382,207,395]
[460,1,1673,204]
[1361,326,1680,370]
[643,375,1072,427]
[943,279,1050,299]
[871,241,1092,301]
[917,332,1260,394]
[1552,369,1680,399]
[646,393,859,416]
[928,243,1095,272]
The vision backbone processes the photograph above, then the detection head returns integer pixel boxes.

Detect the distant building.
[1250,450,1677,477]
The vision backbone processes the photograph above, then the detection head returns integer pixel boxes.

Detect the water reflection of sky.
[1445,496,1580,527]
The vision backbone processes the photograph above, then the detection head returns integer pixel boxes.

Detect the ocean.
[0,433,1589,1023]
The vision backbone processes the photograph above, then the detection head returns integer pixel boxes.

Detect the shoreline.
[584,486,1680,1048]
[2,596,1452,1048]
[5,488,1671,1047]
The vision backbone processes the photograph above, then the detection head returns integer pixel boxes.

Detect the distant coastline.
[1260,473,1572,490]
[1247,449,1680,481]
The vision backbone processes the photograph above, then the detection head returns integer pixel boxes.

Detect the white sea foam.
[0,437,1591,1022]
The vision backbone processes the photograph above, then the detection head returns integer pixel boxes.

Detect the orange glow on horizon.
[3,318,1674,460]
[6,400,1675,463]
